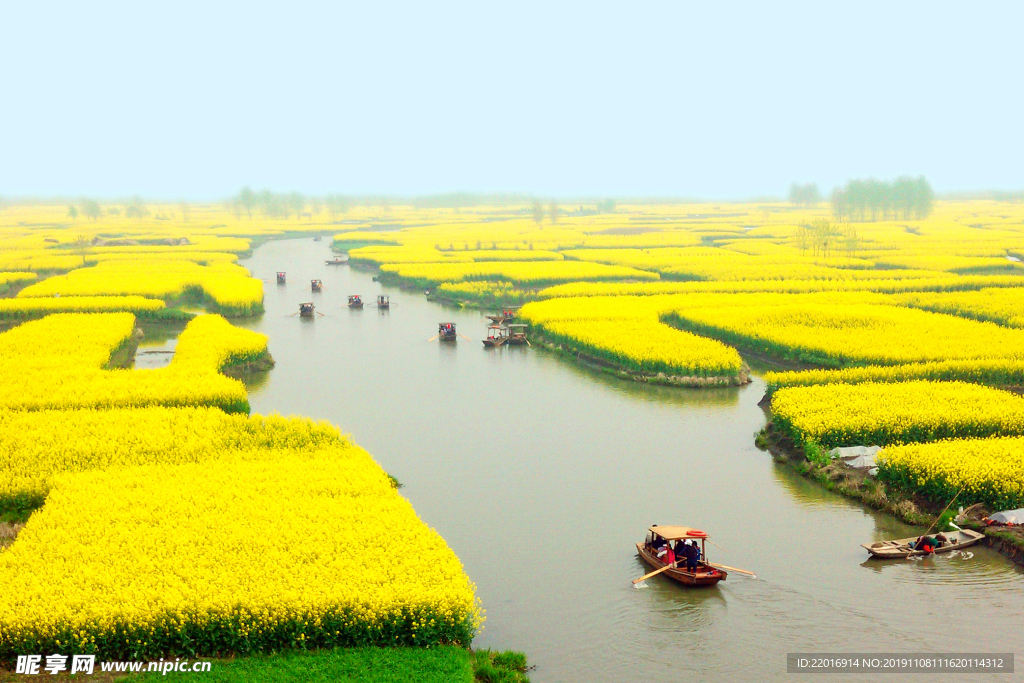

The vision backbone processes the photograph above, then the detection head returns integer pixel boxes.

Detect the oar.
[427,334,439,342]
[458,334,473,341]
[708,562,756,579]
[707,539,729,553]
[316,311,326,317]
[632,561,677,585]
[905,487,964,560]
[525,339,532,346]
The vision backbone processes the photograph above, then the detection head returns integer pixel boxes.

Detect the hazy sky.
[2,2,1022,199]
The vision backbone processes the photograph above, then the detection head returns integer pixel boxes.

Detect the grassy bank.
[0,647,530,683]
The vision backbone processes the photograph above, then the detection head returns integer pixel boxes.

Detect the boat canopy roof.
[650,525,708,540]
[508,323,528,328]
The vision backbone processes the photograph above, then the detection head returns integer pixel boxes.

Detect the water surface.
[239,239,1023,682]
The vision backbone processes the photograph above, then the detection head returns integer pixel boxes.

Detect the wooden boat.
[438,323,457,341]
[325,256,348,265]
[506,323,529,346]
[311,279,323,292]
[376,295,390,309]
[348,295,363,309]
[313,235,322,241]
[276,272,286,284]
[861,528,984,559]
[482,325,509,347]
[486,307,518,325]
[636,525,727,587]
[298,302,315,318]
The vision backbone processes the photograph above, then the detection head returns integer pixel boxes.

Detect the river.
[237,238,1023,682]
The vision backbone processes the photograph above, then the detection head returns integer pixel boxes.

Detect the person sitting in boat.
[935,533,948,549]
[913,535,937,553]
[659,544,676,567]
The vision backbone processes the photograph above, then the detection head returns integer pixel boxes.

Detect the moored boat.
[486,307,518,324]
[376,295,390,309]
[482,325,509,347]
[506,323,529,346]
[861,528,983,559]
[636,525,727,587]
[326,256,348,265]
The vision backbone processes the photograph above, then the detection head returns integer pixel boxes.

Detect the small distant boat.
[298,302,315,318]
[636,525,727,587]
[506,323,530,346]
[276,272,286,284]
[482,325,509,347]
[861,528,984,559]
[438,322,457,342]
[486,307,519,325]
[348,295,363,309]
[311,279,323,292]
[325,256,348,266]
[376,295,390,309]
[313,236,322,241]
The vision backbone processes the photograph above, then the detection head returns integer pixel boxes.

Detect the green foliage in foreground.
[133,647,530,683]
[137,646,474,683]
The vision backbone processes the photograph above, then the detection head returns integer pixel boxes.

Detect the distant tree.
[789,182,822,206]
[810,218,840,259]
[80,199,102,221]
[914,175,934,219]
[67,205,78,221]
[831,176,934,222]
[531,201,544,227]
[596,199,616,213]
[325,194,349,221]
[795,223,813,254]
[288,192,307,220]
[309,196,323,217]
[842,223,861,259]
[237,186,256,219]
[124,196,148,221]
[549,201,559,225]
[179,200,190,223]
[71,234,91,267]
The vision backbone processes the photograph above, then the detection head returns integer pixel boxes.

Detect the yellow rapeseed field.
[0,313,266,413]
[877,437,1024,510]
[772,381,1024,449]
[0,450,481,659]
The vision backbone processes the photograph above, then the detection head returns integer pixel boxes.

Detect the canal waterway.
[238,238,1024,682]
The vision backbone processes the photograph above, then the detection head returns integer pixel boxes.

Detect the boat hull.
[635,543,727,587]
[349,303,363,309]
[861,529,984,559]
[440,334,457,342]
[482,338,507,347]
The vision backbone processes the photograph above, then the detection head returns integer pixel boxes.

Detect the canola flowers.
[667,297,1024,366]
[771,381,1024,449]
[17,260,263,316]
[0,295,167,319]
[379,260,658,287]
[0,313,267,413]
[0,450,481,660]
[520,295,744,379]
[876,437,1024,510]
[0,407,341,511]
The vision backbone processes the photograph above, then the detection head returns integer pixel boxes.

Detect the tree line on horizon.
[831,176,934,221]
